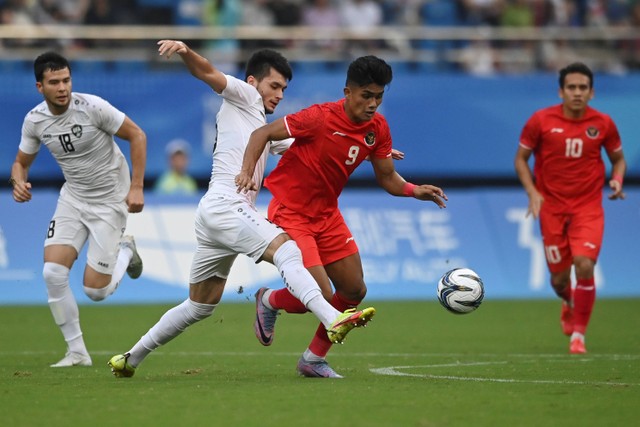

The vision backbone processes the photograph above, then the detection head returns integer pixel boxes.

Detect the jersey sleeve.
[283,104,324,139]
[372,118,393,159]
[86,94,126,135]
[269,138,294,155]
[603,115,622,154]
[18,114,41,155]
[221,74,259,107]
[519,112,541,150]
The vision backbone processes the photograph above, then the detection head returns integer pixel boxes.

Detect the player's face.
[36,67,72,115]
[251,68,288,115]
[559,72,593,117]
[343,83,385,123]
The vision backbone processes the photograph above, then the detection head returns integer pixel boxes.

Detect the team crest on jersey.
[364,132,376,146]
[585,126,600,139]
[71,124,83,138]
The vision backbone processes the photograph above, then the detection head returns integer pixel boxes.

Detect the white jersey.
[19,92,128,204]
[207,74,292,205]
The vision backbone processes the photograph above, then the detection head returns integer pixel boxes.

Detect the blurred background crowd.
[1,0,640,74]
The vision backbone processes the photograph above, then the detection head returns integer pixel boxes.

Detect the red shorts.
[268,198,358,268]
[539,207,604,273]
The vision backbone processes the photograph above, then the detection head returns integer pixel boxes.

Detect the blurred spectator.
[301,0,342,52]
[265,0,302,48]
[155,139,198,196]
[240,0,277,50]
[339,0,383,56]
[459,39,499,75]
[460,0,503,26]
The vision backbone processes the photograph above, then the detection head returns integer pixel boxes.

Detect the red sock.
[308,293,360,358]
[268,288,307,314]
[573,277,595,335]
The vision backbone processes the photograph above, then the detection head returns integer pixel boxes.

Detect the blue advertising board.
[1,188,638,305]
[1,67,639,181]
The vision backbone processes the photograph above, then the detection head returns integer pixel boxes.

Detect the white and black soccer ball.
[437,268,485,314]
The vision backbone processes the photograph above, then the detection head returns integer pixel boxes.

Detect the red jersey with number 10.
[519,104,622,213]
[265,99,392,217]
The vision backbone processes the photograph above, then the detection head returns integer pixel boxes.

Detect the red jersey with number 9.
[265,99,392,217]
[519,104,622,213]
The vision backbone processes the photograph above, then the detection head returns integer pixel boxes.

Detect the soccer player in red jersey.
[236,55,447,377]
[514,62,626,355]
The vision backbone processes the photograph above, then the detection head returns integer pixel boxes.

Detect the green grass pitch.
[1,298,639,427]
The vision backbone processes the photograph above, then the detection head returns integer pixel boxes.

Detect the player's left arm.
[370,155,447,208]
[115,116,147,213]
[607,149,626,200]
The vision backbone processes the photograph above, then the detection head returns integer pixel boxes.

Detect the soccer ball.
[437,268,485,314]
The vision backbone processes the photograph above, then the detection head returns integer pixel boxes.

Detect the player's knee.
[43,262,70,286]
[84,286,110,302]
[573,257,595,278]
[187,299,216,321]
[273,240,302,269]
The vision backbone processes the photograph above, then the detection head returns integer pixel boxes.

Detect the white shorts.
[45,188,128,275]
[189,193,284,284]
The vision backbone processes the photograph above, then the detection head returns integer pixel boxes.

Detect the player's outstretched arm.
[157,40,227,94]
[116,116,147,213]
[371,156,447,208]
[10,150,36,203]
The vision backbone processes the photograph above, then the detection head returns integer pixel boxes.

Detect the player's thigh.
[84,202,128,276]
[268,199,323,268]
[539,210,572,274]
[568,209,604,261]
[315,209,359,267]
[44,195,89,262]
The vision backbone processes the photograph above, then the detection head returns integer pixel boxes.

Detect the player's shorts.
[189,193,285,284]
[45,188,128,275]
[539,207,604,274]
[268,198,358,268]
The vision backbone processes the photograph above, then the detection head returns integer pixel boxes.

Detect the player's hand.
[526,190,544,219]
[11,180,32,203]
[608,178,626,200]
[413,184,447,208]
[157,40,188,59]
[391,148,405,160]
[126,187,144,213]
[235,171,258,194]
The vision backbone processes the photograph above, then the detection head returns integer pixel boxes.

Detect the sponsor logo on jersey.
[42,134,51,139]
[71,124,83,138]
[364,132,376,146]
[586,126,600,139]
[550,128,564,133]
[332,131,347,137]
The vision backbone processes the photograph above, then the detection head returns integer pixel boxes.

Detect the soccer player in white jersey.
[107,40,375,378]
[9,52,147,368]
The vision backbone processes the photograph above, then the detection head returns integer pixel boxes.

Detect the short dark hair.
[34,51,71,82]
[346,56,393,88]
[559,62,593,88]
[245,49,292,82]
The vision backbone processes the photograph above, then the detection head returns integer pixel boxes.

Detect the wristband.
[612,174,623,185]
[402,182,416,197]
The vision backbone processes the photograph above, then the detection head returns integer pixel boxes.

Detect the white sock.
[302,348,323,362]
[43,262,87,355]
[127,299,216,367]
[83,249,131,301]
[273,240,340,327]
[571,332,585,342]
[261,289,275,310]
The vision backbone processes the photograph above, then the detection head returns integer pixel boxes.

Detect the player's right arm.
[514,145,543,218]
[236,118,290,193]
[157,40,227,94]
[10,150,37,203]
